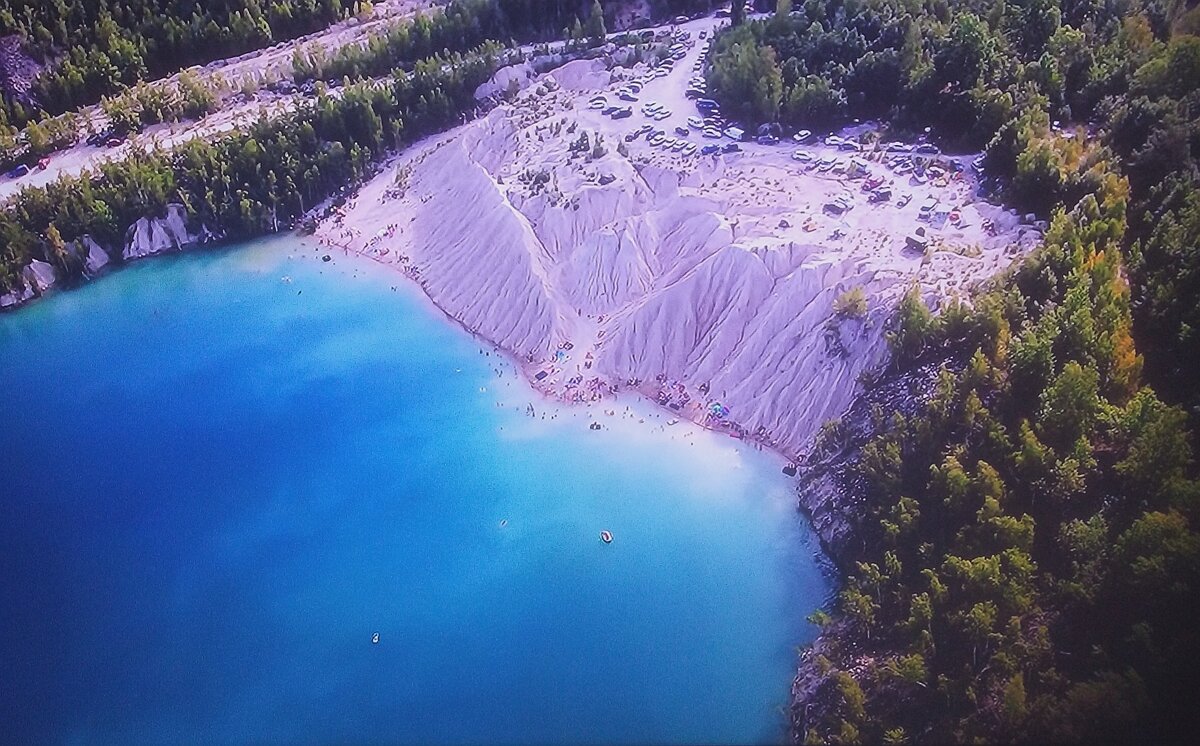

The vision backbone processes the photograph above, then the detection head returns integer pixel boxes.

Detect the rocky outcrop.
[81,236,111,275]
[0,282,34,309]
[1,259,57,309]
[3,205,216,312]
[23,259,56,293]
[123,203,207,259]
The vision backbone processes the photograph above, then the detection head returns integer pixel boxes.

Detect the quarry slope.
[317,51,1040,460]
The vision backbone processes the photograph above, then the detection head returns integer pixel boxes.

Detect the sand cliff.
[317,58,1041,460]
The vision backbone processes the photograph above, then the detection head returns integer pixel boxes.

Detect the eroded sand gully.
[316,55,1040,460]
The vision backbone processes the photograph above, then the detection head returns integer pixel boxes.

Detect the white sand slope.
[318,54,1040,458]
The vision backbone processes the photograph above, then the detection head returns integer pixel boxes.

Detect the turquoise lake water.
[0,236,832,744]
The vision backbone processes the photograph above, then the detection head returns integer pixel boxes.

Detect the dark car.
[601,106,618,116]
[756,134,779,146]
[695,98,719,112]
[674,126,689,137]
[701,144,720,155]
[722,143,741,153]
[611,108,632,120]
[914,143,940,155]
[6,163,30,178]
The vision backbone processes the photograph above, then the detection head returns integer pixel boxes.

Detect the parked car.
[757,134,779,145]
[701,144,720,155]
[722,142,741,153]
[612,108,632,120]
[918,197,938,219]
[6,163,30,178]
[792,150,813,162]
[105,137,125,147]
[37,156,50,170]
[896,194,912,207]
[687,116,704,129]
[674,126,689,137]
[838,140,862,151]
[914,143,940,155]
[792,129,813,143]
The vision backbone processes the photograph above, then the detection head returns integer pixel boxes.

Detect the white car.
[824,135,844,147]
[588,98,607,110]
[672,139,687,151]
[653,110,671,120]
[682,142,698,155]
[648,133,665,146]
[703,127,722,139]
[793,129,812,143]
[687,116,704,129]
[792,150,813,162]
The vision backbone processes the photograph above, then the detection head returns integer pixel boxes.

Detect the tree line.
[0,0,348,122]
[724,1,1200,742]
[0,42,503,292]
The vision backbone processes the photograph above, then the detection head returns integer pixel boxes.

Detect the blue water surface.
[0,237,832,745]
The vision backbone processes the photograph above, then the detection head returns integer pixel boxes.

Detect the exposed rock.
[123,203,204,259]
[22,259,56,293]
[81,236,111,275]
[0,283,34,309]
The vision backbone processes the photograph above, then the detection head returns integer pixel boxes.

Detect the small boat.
[600,530,613,544]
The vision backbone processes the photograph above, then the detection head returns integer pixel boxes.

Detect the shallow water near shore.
[0,235,832,745]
